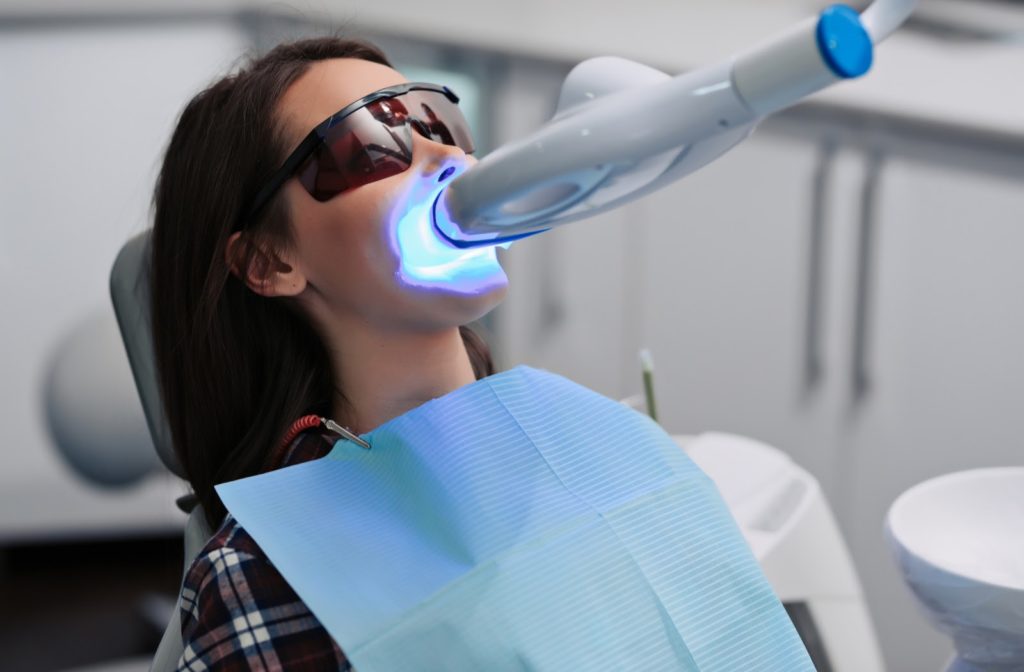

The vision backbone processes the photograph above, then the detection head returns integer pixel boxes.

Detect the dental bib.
[216,366,812,671]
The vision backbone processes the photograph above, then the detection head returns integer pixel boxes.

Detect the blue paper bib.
[216,366,812,670]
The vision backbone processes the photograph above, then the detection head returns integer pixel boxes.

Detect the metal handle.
[851,151,885,403]
[802,139,838,395]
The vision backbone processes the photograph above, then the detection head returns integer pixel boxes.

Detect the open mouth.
[392,179,507,290]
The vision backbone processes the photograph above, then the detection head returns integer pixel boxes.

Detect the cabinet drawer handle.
[851,151,885,403]
[803,140,838,395]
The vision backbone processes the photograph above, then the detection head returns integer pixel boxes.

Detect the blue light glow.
[390,176,509,293]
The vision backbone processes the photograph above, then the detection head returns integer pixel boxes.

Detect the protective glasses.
[240,82,475,229]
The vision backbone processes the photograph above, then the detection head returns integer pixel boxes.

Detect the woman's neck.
[325,323,476,435]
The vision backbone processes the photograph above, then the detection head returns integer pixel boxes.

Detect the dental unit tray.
[432,0,919,248]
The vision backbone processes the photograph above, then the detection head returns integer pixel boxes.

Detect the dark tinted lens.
[404,90,475,154]
[373,97,409,124]
[298,100,414,201]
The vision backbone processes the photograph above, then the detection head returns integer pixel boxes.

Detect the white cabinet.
[633,131,843,492]
[836,156,1024,672]
[496,108,1024,671]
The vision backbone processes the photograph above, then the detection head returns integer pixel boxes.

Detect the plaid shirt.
[177,430,350,671]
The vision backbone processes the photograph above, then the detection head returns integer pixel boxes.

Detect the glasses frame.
[240,82,464,229]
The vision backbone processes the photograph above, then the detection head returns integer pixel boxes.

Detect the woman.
[152,36,507,670]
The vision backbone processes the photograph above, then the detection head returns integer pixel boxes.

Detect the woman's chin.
[398,270,508,329]
[398,256,507,295]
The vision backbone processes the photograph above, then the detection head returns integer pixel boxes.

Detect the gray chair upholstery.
[110,231,181,478]
[150,508,213,672]
[110,230,213,672]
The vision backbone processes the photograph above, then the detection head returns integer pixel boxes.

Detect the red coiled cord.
[270,414,323,470]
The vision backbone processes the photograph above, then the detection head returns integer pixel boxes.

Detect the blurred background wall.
[1,1,1022,670]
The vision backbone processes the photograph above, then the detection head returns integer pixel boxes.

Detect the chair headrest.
[109,230,183,478]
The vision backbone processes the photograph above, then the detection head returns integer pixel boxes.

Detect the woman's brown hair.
[151,37,494,532]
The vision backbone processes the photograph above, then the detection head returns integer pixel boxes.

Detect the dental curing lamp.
[433,0,919,248]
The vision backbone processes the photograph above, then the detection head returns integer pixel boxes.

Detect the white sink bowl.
[886,468,1024,671]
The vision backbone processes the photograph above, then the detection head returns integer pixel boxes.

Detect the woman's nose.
[409,129,475,185]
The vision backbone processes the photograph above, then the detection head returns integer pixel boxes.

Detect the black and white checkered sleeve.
[177,545,350,671]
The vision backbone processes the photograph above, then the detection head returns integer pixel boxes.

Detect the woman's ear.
[225,231,307,297]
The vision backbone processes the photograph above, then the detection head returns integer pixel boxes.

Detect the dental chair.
[110,228,884,672]
[110,229,213,672]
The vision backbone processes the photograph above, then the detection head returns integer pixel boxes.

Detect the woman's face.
[275,58,508,332]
